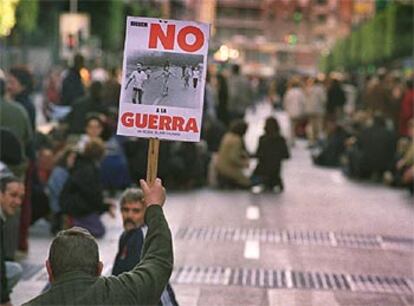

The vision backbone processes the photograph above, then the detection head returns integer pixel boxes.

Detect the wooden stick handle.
[146,138,160,186]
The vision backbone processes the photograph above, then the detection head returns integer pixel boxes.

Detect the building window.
[317,14,326,23]
[315,34,326,43]
[277,51,289,63]
[240,8,261,19]
[217,8,238,18]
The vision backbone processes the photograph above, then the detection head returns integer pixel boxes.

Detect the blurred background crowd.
[0,0,413,293]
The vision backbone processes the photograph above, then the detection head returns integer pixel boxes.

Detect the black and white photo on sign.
[122,50,204,109]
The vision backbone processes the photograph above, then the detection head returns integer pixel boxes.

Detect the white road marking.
[223,267,232,285]
[285,270,293,288]
[244,240,260,259]
[329,232,338,246]
[246,206,260,220]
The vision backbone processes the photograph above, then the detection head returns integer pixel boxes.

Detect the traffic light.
[285,33,298,45]
[293,8,303,24]
[65,33,77,50]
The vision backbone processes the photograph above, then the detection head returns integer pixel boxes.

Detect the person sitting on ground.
[394,119,414,194]
[23,178,173,306]
[59,138,114,238]
[47,146,78,234]
[7,66,36,130]
[65,81,108,135]
[350,113,397,180]
[60,53,85,106]
[76,113,107,152]
[312,119,348,168]
[216,119,251,188]
[112,188,179,305]
[251,117,290,193]
[1,175,25,306]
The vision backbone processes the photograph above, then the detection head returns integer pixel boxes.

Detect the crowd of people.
[298,72,414,196]
[208,65,413,197]
[0,52,413,304]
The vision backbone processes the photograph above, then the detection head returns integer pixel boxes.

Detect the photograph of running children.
[122,50,204,109]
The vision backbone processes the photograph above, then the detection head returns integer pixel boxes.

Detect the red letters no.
[148,24,175,50]
[177,26,204,52]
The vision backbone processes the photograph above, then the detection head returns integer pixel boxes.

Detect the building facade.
[187,0,375,76]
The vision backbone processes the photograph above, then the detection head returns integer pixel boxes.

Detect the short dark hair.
[264,116,280,136]
[9,66,34,94]
[49,227,99,280]
[73,53,85,70]
[373,113,386,127]
[85,113,104,127]
[232,64,240,75]
[120,188,144,207]
[83,138,105,161]
[55,146,77,168]
[0,176,21,193]
[229,119,248,136]
[89,81,103,101]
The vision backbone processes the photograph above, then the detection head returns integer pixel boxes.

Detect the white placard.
[117,16,210,142]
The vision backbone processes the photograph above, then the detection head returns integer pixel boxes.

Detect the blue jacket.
[112,227,178,306]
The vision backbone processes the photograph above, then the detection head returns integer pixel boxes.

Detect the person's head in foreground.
[46,227,103,282]
[45,178,166,283]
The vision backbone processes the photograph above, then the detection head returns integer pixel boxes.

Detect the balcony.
[216,0,263,9]
[215,16,264,29]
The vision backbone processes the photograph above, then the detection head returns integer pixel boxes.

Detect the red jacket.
[399,88,414,137]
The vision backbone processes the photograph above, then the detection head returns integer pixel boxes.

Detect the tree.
[80,0,161,52]
[15,0,38,34]
[319,2,413,72]
[79,0,123,51]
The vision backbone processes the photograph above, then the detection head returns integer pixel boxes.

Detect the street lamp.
[213,45,240,62]
[70,0,77,13]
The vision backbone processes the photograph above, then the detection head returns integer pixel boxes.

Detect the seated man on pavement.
[23,178,173,306]
[1,175,25,306]
[112,188,179,305]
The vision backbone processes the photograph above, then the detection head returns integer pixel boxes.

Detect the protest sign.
[117,16,210,142]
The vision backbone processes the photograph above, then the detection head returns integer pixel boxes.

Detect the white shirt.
[129,70,147,89]
[283,87,306,119]
[192,69,200,79]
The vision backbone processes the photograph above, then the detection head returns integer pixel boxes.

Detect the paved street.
[12,103,414,306]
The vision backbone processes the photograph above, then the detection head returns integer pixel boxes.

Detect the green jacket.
[23,205,173,306]
[0,98,33,177]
